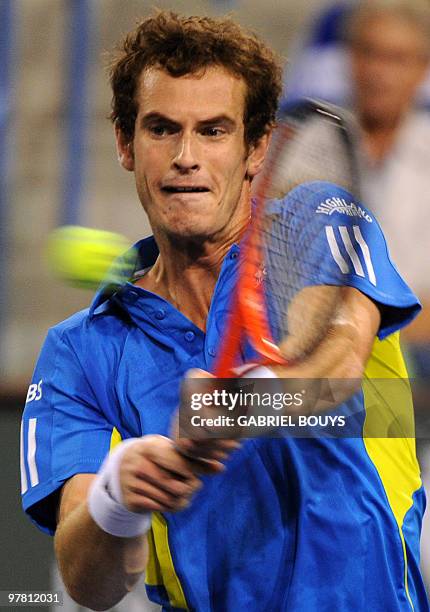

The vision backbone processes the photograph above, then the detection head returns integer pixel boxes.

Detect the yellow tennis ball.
[46,225,136,289]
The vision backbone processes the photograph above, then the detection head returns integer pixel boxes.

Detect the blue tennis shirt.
[21,182,429,611]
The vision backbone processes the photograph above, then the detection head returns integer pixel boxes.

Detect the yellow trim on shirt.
[148,512,189,609]
[109,427,122,450]
[145,527,163,586]
[363,332,422,610]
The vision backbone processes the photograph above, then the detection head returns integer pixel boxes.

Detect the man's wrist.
[87,438,152,538]
[233,363,280,378]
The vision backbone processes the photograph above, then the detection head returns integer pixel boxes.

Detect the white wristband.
[88,438,152,538]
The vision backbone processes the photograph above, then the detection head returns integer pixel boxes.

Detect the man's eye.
[202,127,225,137]
[149,125,172,137]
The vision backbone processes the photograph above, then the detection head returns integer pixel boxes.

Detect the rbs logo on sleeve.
[26,380,43,403]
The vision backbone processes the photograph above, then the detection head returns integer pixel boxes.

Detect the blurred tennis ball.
[46,225,136,289]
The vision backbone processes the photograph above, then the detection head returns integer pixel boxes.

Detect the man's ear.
[246,131,272,180]
[115,124,135,172]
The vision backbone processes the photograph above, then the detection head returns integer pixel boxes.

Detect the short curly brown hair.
[109,11,283,147]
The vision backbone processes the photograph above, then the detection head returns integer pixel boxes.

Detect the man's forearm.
[54,437,203,610]
[55,501,148,611]
[271,288,381,414]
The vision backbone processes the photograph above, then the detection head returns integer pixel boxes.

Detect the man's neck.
[136,211,249,331]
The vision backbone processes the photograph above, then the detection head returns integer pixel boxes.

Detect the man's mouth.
[161,186,210,194]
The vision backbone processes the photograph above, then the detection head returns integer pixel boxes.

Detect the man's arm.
[274,286,380,382]
[271,286,381,413]
[55,473,147,611]
[176,287,381,455]
[54,435,205,611]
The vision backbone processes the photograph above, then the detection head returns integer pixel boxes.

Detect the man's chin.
[160,215,217,240]
[167,226,213,242]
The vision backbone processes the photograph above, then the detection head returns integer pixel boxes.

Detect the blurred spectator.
[285,0,430,591]
[284,0,430,108]
[286,0,430,362]
[345,1,430,304]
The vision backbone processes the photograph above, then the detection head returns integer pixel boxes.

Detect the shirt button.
[155,308,166,320]
[185,331,195,342]
[208,347,216,357]
[128,291,139,302]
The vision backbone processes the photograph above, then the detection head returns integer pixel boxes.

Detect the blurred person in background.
[345,0,430,305]
[287,0,430,300]
[284,0,430,109]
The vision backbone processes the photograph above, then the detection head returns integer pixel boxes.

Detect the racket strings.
[265,116,356,200]
[262,187,342,359]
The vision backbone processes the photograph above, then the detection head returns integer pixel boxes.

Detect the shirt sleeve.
[20,324,116,535]
[274,181,421,339]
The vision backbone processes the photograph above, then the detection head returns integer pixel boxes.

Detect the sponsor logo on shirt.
[316,197,373,223]
[26,380,43,403]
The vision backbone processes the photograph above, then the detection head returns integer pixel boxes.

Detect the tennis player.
[21,12,428,611]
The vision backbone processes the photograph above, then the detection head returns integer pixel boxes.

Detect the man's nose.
[172,134,200,172]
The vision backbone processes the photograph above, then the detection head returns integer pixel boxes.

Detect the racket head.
[214,99,361,377]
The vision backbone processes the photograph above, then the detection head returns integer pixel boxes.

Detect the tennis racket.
[213,99,361,377]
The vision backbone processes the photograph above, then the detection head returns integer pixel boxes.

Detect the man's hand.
[118,435,204,513]
[173,368,242,468]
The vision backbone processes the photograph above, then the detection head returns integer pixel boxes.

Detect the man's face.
[117,66,267,242]
[350,14,430,126]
